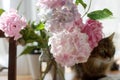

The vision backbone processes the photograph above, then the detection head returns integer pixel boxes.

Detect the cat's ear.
[108,32,115,40]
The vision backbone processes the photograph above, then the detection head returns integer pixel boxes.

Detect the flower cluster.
[0,0,111,67]
[81,19,103,49]
[37,0,103,67]
[0,9,27,40]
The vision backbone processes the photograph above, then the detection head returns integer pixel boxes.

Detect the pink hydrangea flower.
[48,28,92,67]
[36,0,67,8]
[36,0,75,22]
[82,19,103,49]
[45,8,83,34]
[0,9,27,40]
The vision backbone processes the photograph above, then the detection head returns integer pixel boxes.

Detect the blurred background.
[0,0,120,80]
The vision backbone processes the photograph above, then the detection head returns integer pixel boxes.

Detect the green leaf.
[75,0,87,9]
[0,9,5,15]
[35,22,45,30]
[19,26,48,48]
[40,30,47,38]
[19,46,38,56]
[87,8,113,20]
[20,27,41,44]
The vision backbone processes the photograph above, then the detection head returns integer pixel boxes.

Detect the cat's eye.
[100,50,107,58]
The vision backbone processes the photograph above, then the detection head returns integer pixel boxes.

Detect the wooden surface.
[0,71,120,80]
[0,76,32,80]
[0,31,5,37]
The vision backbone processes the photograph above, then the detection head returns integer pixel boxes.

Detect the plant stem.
[40,61,53,80]
[53,62,57,80]
[17,0,23,10]
[57,66,65,80]
[82,0,92,18]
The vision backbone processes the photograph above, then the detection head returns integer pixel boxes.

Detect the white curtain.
[0,39,8,68]
[0,0,10,69]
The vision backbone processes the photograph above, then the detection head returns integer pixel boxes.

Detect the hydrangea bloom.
[0,9,27,40]
[82,19,103,49]
[37,8,53,22]
[45,10,75,33]
[36,0,76,22]
[36,0,73,9]
[45,5,83,33]
[49,28,92,67]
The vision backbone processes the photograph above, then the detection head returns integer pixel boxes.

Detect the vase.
[27,54,40,80]
[50,64,65,80]
[39,48,65,80]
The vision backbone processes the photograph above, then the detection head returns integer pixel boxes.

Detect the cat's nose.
[106,57,111,62]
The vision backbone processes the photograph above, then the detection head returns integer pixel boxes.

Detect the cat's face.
[91,33,115,61]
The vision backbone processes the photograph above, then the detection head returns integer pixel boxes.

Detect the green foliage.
[75,0,87,9]
[31,21,45,30]
[19,26,40,44]
[20,46,38,56]
[87,8,113,20]
[18,22,49,56]
[0,9,5,15]
[35,22,45,30]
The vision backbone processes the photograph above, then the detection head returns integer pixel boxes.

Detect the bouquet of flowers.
[36,0,113,67]
[0,0,113,80]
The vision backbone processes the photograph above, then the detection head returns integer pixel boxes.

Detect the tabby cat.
[72,33,116,80]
